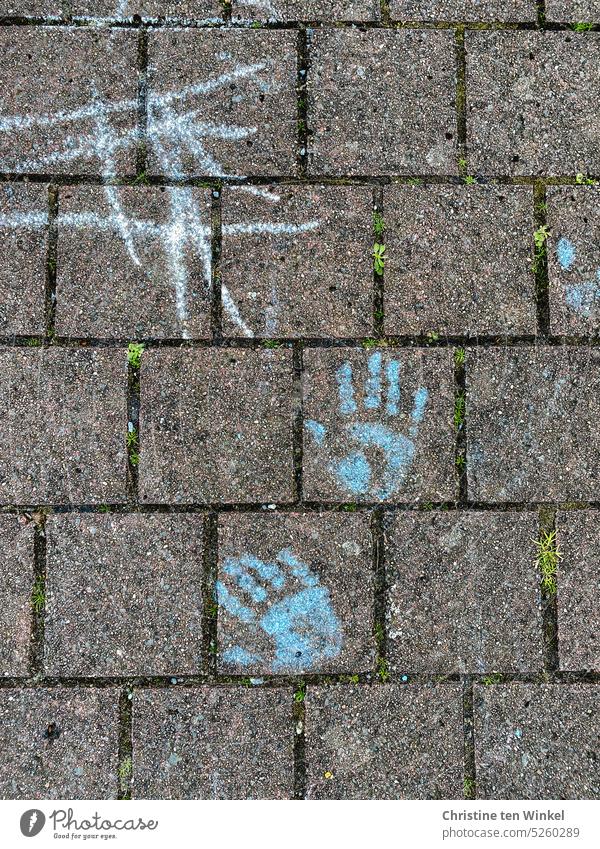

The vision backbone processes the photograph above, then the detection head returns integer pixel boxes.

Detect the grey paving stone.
[475,683,600,799]
[133,687,294,799]
[44,513,204,676]
[56,185,212,340]
[0,183,47,336]
[547,186,600,335]
[146,30,298,178]
[303,348,455,503]
[555,510,600,671]
[390,0,535,18]
[546,1,600,19]
[221,185,373,338]
[0,348,127,505]
[307,29,457,176]
[0,516,34,677]
[64,1,223,18]
[384,185,536,336]
[0,687,119,799]
[467,347,600,502]
[305,683,463,799]
[0,2,60,14]
[467,32,600,176]
[387,512,542,673]
[232,0,379,19]
[0,27,139,176]
[217,512,375,675]
[139,348,294,503]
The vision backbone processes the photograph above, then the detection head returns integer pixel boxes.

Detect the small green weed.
[373,242,386,276]
[341,503,358,512]
[407,177,423,186]
[31,576,45,613]
[455,454,466,472]
[373,211,385,238]
[571,22,594,32]
[576,172,598,185]
[427,331,440,343]
[454,392,466,429]
[535,529,561,596]
[464,777,475,796]
[118,756,132,782]
[376,656,390,683]
[98,504,111,513]
[294,685,306,703]
[362,338,387,349]
[464,175,477,185]
[482,673,503,685]
[532,225,550,274]
[458,157,468,171]
[127,342,144,368]
[262,339,282,349]
[454,347,465,367]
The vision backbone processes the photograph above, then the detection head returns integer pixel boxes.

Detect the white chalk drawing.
[0,53,319,338]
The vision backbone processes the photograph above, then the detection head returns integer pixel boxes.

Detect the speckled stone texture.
[307,29,457,176]
[0,183,47,336]
[383,185,536,336]
[305,684,463,799]
[0,27,138,175]
[475,684,600,799]
[0,516,33,677]
[0,348,127,504]
[466,347,600,501]
[44,513,204,676]
[546,0,600,19]
[62,1,224,17]
[232,0,379,18]
[221,185,373,338]
[139,347,294,503]
[302,348,456,502]
[546,186,600,335]
[132,687,294,799]
[466,32,600,176]
[555,511,600,671]
[0,688,120,799]
[217,512,375,675]
[56,185,212,340]
[146,30,298,178]
[386,512,542,673]
[390,0,536,18]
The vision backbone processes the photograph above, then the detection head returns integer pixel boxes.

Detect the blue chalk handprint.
[305,351,429,500]
[556,236,600,318]
[216,548,342,673]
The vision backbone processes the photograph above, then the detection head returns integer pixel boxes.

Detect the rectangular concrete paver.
[555,510,600,671]
[466,347,600,501]
[0,183,47,336]
[65,1,224,17]
[389,1,536,18]
[0,516,34,677]
[217,512,375,675]
[139,348,294,503]
[44,514,204,676]
[383,185,536,336]
[147,30,298,178]
[0,348,127,505]
[475,684,600,799]
[0,688,120,799]
[467,32,600,176]
[221,185,373,338]
[545,1,600,18]
[302,348,456,502]
[305,684,463,799]
[307,29,457,176]
[132,687,294,799]
[386,512,542,673]
[0,27,139,176]
[233,0,380,18]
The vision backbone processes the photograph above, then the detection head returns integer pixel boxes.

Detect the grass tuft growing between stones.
[532,224,550,275]
[31,575,45,614]
[373,242,386,276]
[127,342,145,369]
[535,529,561,596]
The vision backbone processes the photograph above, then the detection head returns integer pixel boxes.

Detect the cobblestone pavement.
[0,1,599,801]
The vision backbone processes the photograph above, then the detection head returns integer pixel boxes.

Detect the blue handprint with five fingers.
[556,236,600,317]
[216,548,342,673]
[305,351,429,500]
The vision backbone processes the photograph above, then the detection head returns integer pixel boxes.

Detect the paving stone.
[307,29,457,176]
[555,510,600,671]
[0,2,60,14]
[0,516,34,677]
[146,30,298,178]
[475,683,600,799]
[383,185,536,336]
[303,348,455,503]
[44,514,204,676]
[389,0,536,18]
[139,348,294,503]
[387,512,542,673]
[221,185,373,338]
[64,2,224,18]
[466,347,600,501]
[467,32,600,176]
[232,0,379,19]
[133,687,294,798]
[546,186,600,335]
[217,512,375,675]
[0,348,127,505]
[305,683,463,799]
[56,185,212,340]
[0,28,139,176]
[0,183,47,337]
[0,687,119,799]
[546,1,600,19]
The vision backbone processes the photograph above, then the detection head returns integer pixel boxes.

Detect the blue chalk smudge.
[305,418,326,445]
[565,280,600,318]
[364,351,382,409]
[222,646,262,666]
[335,450,372,494]
[336,361,357,415]
[216,581,255,624]
[386,359,401,415]
[557,237,575,271]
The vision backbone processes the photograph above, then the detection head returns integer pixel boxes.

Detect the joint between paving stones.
[135,28,149,178]
[454,26,467,172]
[202,512,219,677]
[210,185,223,340]
[30,515,47,679]
[533,182,551,338]
[536,1,547,29]
[292,342,304,503]
[462,679,476,800]
[117,686,133,800]
[297,28,309,179]
[372,509,388,683]
[44,185,58,343]
[539,507,559,673]
[293,687,307,799]
[373,186,385,337]
[126,354,141,502]
[454,349,467,504]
